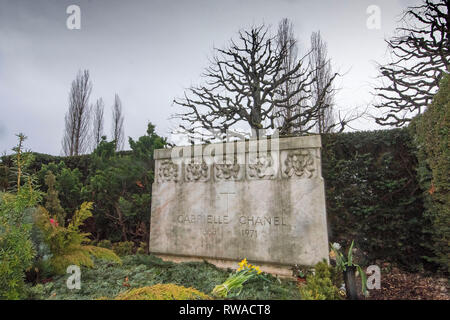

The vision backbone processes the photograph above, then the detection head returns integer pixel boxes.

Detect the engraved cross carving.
[218,185,236,215]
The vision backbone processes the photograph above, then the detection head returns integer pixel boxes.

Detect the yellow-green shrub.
[0,134,41,299]
[136,242,147,254]
[36,202,121,274]
[114,284,211,300]
[0,190,37,299]
[299,261,342,300]
[97,239,112,249]
[112,241,134,256]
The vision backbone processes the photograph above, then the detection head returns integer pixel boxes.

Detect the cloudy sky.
[0,0,419,155]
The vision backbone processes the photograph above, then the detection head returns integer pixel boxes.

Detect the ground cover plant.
[113,284,212,300]
[25,254,302,300]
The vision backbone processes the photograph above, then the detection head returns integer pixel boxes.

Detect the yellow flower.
[253,266,262,274]
[237,259,263,274]
[329,250,336,259]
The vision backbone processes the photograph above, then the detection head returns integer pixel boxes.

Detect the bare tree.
[310,31,336,133]
[92,98,105,149]
[273,18,304,134]
[173,24,338,139]
[374,0,449,126]
[62,69,92,156]
[111,94,124,151]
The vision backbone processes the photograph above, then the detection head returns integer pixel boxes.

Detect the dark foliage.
[322,128,434,271]
[409,74,449,272]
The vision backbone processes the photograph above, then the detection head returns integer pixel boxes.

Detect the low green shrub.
[37,161,84,217]
[25,283,46,300]
[35,202,121,274]
[112,241,135,256]
[0,135,43,299]
[136,242,147,254]
[0,192,37,299]
[299,261,342,300]
[97,239,112,249]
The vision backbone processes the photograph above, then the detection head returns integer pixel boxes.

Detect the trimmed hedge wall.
[409,73,450,273]
[322,129,433,271]
[0,128,442,271]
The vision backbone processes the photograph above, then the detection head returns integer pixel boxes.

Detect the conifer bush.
[298,261,342,300]
[0,188,38,299]
[43,171,65,226]
[97,239,112,249]
[37,161,84,217]
[0,134,41,299]
[112,241,135,256]
[35,202,121,274]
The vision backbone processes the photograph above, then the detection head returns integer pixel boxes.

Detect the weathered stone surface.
[149,135,329,270]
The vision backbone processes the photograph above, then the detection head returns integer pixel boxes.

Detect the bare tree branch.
[310,31,337,133]
[111,94,125,151]
[62,69,92,156]
[172,24,340,140]
[374,0,449,127]
[273,18,303,134]
[92,98,105,150]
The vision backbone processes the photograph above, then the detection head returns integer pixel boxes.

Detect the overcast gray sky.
[0,0,419,155]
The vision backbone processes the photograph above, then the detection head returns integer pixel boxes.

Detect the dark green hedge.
[409,74,449,273]
[322,129,433,271]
